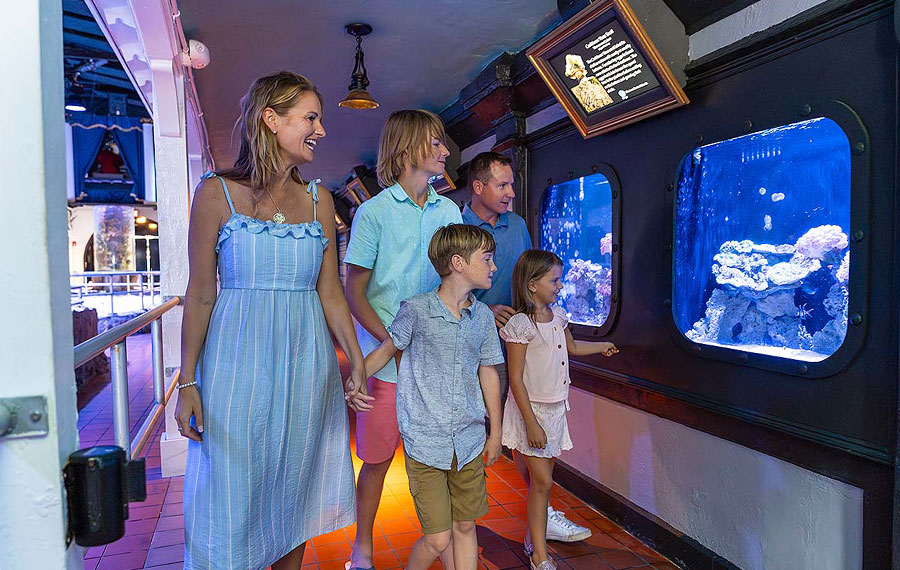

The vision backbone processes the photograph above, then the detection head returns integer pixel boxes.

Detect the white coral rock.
[794,225,848,259]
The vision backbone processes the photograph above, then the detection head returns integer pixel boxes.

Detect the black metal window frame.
[664,100,871,378]
[538,162,622,338]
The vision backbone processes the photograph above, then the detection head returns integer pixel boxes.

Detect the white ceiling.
[178,0,560,189]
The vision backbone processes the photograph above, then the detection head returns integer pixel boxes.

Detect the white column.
[155,72,191,477]
[65,123,75,201]
[0,1,80,568]
[143,123,157,202]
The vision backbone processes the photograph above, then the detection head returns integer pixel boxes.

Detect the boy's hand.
[483,435,501,466]
[526,422,547,449]
[344,373,375,412]
[600,342,619,357]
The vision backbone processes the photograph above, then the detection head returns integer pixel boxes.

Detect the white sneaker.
[545,506,591,542]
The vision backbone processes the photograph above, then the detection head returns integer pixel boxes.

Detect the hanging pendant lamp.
[338,23,379,110]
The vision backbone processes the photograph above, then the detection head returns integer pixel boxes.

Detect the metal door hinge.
[0,396,49,439]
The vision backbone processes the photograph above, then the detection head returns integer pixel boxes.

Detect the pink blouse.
[500,306,570,404]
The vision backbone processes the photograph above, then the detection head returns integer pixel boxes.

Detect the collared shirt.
[344,183,462,383]
[388,290,505,469]
[461,204,532,307]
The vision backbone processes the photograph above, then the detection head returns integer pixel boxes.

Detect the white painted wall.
[562,388,863,569]
[154,73,192,476]
[688,0,829,60]
[0,1,81,568]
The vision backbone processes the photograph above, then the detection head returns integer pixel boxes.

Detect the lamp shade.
[338,89,379,110]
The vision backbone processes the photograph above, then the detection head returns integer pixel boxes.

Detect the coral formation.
[687,225,850,358]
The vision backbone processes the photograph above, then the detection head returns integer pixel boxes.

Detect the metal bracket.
[0,396,49,439]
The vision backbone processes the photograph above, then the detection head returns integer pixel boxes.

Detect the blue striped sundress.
[183,177,355,569]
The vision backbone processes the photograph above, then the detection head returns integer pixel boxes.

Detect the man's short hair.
[468,151,513,190]
[428,224,497,277]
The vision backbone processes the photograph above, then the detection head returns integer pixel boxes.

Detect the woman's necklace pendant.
[272,211,286,224]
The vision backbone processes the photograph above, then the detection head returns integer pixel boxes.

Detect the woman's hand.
[174,384,204,442]
[526,420,547,449]
[344,365,374,412]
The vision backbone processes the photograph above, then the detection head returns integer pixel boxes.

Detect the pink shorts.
[355,377,401,464]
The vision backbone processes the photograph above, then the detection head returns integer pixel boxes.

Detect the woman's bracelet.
[176,380,199,390]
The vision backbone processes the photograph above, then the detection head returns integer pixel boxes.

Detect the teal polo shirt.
[344,182,462,383]
[461,203,532,307]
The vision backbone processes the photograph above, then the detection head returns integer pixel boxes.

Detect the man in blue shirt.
[462,152,531,396]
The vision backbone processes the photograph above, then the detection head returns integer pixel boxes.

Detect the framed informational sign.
[527,0,688,138]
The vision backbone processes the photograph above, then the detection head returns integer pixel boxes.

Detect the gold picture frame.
[429,169,457,194]
[526,0,688,139]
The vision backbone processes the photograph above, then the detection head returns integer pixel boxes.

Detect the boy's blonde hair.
[376,109,447,187]
[428,224,496,277]
[511,249,563,322]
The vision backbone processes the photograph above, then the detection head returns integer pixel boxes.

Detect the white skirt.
[501,396,572,458]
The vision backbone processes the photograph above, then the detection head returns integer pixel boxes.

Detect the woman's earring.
[272,130,278,135]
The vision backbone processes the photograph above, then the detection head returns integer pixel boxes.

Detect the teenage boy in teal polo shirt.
[344,110,462,570]
[462,151,591,545]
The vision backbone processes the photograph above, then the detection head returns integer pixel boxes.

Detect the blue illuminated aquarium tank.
[673,117,851,362]
[541,173,613,326]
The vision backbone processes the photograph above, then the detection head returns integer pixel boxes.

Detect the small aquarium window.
[673,117,851,362]
[541,172,614,327]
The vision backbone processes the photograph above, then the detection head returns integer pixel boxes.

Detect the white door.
[0,2,81,568]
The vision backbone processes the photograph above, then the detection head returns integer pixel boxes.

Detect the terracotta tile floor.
[79,334,677,570]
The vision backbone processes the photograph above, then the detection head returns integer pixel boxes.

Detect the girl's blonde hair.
[376,109,446,187]
[511,249,563,322]
[217,71,323,189]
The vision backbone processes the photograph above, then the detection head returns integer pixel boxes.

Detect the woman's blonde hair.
[376,109,446,187]
[217,71,323,189]
[511,249,563,322]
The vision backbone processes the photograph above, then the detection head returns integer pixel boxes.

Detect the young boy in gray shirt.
[363,224,504,570]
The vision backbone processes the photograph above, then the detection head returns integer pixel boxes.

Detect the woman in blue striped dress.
[174,71,372,570]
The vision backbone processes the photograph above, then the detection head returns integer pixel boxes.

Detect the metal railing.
[70,271,162,315]
[74,296,182,459]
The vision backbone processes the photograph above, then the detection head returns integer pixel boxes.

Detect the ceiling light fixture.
[65,104,87,112]
[338,23,379,110]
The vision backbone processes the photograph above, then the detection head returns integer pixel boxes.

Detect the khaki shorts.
[404,450,489,534]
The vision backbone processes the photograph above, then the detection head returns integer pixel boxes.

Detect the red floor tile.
[385,530,423,550]
[95,551,146,570]
[480,548,527,569]
[149,528,184,548]
[313,541,352,562]
[155,515,183,532]
[144,544,184,567]
[599,548,648,569]
[378,516,421,536]
[103,532,153,556]
[563,553,613,569]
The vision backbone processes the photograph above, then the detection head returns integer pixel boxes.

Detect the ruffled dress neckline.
[216,213,327,253]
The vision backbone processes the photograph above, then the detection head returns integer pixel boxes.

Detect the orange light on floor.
[148,222,158,230]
